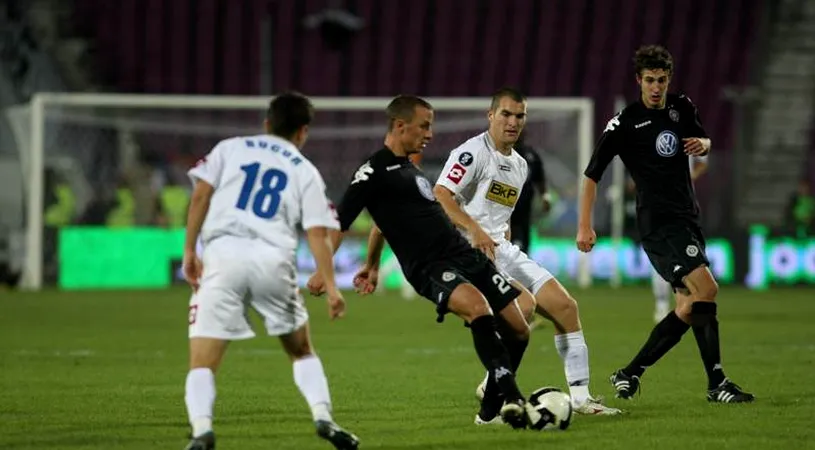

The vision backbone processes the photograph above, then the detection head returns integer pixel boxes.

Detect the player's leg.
[279,323,359,449]
[184,241,255,450]
[679,267,754,403]
[652,266,673,322]
[250,251,359,448]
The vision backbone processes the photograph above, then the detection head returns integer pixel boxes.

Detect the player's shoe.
[654,302,671,323]
[499,400,528,429]
[474,413,504,425]
[707,379,755,404]
[475,372,489,401]
[573,396,623,415]
[184,431,215,450]
[315,420,359,450]
[609,369,640,399]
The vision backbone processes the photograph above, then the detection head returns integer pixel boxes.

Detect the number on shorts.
[236,162,288,219]
[491,274,511,294]
[189,305,198,325]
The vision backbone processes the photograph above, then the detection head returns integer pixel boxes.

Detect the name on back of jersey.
[245,138,303,166]
[485,180,519,207]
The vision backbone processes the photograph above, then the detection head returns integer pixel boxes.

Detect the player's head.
[488,87,527,149]
[264,91,314,148]
[386,95,434,155]
[634,45,673,109]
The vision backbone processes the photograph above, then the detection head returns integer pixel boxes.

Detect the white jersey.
[436,132,528,242]
[188,134,339,253]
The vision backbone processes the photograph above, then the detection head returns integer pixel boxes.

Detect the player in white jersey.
[434,88,621,417]
[650,154,709,321]
[181,92,359,450]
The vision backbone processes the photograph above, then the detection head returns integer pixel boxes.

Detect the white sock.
[293,355,333,423]
[185,368,215,437]
[651,268,672,310]
[554,330,591,405]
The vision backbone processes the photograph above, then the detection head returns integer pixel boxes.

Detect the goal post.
[21,93,594,290]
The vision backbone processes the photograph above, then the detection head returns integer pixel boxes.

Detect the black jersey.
[513,144,546,221]
[337,147,474,278]
[584,93,709,237]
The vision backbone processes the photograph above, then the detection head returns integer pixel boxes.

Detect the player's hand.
[576,227,597,253]
[326,288,346,320]
[182,250,203,292]
[683,137,708,156]
[470,226,498,261]
[306,272,326,296]
[353,265,379,295]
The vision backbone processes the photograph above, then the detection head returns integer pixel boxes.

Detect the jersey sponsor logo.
[352,161,374,184]
[669,109,680,122]
[458,151,474,166]
[635,120,651,129]
[415,176,436,201]
[485,180,520,207]
[446,163,467,184]
[686,244,699,257]
[386,164,401,171]
[604,113,621,132]
[655,131,678,157]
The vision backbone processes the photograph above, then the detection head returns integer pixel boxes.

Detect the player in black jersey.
[307,95,550,429]
[577,45,753,403]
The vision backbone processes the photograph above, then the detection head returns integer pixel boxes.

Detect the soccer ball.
[528,386,572,431]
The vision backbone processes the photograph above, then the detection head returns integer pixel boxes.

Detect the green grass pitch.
[1,285,814,449]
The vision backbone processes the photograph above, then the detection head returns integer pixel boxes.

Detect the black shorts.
[641,220,709,289]
[408,249,520,322]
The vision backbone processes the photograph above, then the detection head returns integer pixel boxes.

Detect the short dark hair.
[386,95,432,130]
[490,87,526,111]
[266,91,314,138]
[633,45,674,76]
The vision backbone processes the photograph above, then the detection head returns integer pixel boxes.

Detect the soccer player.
[650,155,709,322]
[181,92,360,450]
[433,87,620,416]
[577,45,754,403]
[307,95,548,430]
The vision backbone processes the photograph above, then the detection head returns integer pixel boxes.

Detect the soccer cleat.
[573,396,623,415]
[184,431,215,450]
[474,372,489,401]
[499,400,528,429]
[315,420,360,450]
[707,379,755,404]
[474,413,504,425]
[609,369,641,399]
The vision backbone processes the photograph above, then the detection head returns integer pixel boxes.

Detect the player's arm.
[433,149,497,258]
[351,224,386,295]
[690,156,709,181]
[183,143,227,289]
[682,95,711,156]
[577,114,622,252]
[528,149,552,211]
[505,219,511,241]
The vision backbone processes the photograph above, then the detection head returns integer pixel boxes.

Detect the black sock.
[481,334,529,417]
[469,315,523,403]
[690,302,726,389]
[623,311,690,377]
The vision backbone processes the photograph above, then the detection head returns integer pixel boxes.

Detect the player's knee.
[449,284,493,322]
[696,280,718,301]
[689,301,717,327]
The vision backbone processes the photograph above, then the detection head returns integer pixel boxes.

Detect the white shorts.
[495,240,553,294]
[188,236,308,340]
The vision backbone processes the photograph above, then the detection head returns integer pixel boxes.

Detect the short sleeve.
[681,95,709,139]
[299,165,340,231]
[188,140,228,188]
[435,145,486,195]
[584,113,623,182]
[337,159,376,231]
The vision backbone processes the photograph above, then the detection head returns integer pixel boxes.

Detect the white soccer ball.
[528,386,573,431]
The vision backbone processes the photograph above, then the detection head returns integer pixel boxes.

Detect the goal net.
[16,94,596,290]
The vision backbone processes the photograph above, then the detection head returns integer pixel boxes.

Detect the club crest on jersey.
[442,271,456,282]
[458,151,474,166]
[686,244,699,257]
[415,176,435,201]
[655,131,678,157]
[669,109,680,122]
[485,180,519,207]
